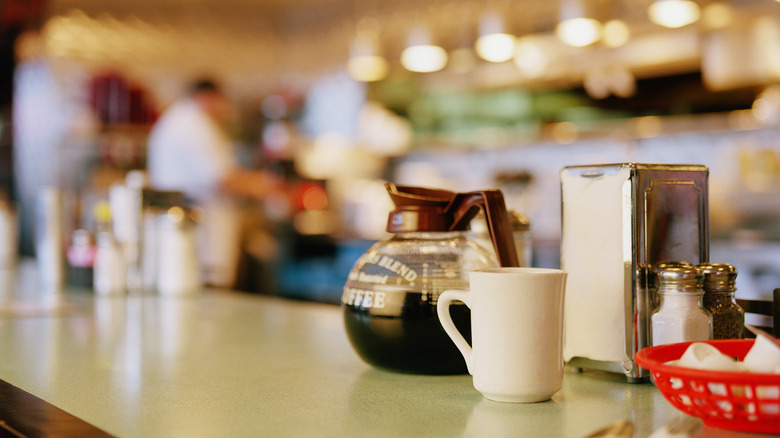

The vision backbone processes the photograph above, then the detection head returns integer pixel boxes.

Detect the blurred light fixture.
[583,71,610,99]
[513,36,551,78]
[610,67,637,98]
[401,25,448,73]
[347,52,389,82]
[752,85,780,125]
[556,0,602,47]
[347,18,389,82]
[602,19,630,48]
[648,0,701,28]
[475,9,516,63]
[584,66,636,99]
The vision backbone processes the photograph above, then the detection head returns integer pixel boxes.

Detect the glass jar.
[156,206,200,296]
[651,265,712,346]
[650,261,693,311]
[697,262,744,339]
[509,210,532,267]
[342,230,497,374]
[470,210,532,267]
[342,183,518,375]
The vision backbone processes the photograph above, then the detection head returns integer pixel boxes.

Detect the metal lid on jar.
[158,206,195,230]
[653,260,693,273]
[508,210,530,231]
[650,261,693,287]
[696,262,737,292]
[657,265,703,294]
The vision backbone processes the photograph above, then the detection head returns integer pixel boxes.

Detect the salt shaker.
[36,187,64,294]
[650,261,693,309]
[651,265,712,346]
[697,262,744,339]
[156,206,200,296]
[470,210,532,266]
[508,210,532,267]
[93,231,126,296]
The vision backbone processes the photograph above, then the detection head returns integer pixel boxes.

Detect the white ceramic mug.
[437,267,567,403]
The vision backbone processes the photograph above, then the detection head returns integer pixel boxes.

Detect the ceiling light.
[400,25,447,73]
[346,19,389,82]
[475,10,516,63]
[602,19,630,48]
[648,0,701,28]
[556,0,602,47]
[347,53,388,82]
[753,86,780,125]
[557,18,601,47]
[476,33,516,63]
[513,37,551,78]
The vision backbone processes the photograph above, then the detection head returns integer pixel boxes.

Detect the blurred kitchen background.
[2,0,780,303]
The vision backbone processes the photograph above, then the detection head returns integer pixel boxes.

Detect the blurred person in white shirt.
[147,79,279,289]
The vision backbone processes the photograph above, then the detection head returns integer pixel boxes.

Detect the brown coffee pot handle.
[449,190,520,267]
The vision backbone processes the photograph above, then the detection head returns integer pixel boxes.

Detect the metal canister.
[156,206,200,296]
[509,210,532,267]
[561,163,709,382]
[93,231,126,296]
[697,262,744,339]
[470,210,532,267]
[36,187,64,294]
[140,189,186,292]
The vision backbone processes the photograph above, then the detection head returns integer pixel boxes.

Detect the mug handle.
[437,290,473,375]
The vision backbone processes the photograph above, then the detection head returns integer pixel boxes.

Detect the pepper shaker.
[697,262,744,339]
[651,265,712,346]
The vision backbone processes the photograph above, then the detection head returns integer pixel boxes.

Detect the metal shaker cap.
[158,206,195,230]
[650,261,693,287]
[653,260,693,273]
[657,265,703,294]
[508,210,530,231]
[696,262,737,292]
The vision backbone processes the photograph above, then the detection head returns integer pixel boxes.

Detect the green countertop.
[0,266,766,437]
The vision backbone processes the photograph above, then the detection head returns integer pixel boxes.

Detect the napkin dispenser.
[560,163,709,382]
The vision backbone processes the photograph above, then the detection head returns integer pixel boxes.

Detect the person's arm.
[219,168,283,200]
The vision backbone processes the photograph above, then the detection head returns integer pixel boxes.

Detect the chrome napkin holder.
[560,163,709,382]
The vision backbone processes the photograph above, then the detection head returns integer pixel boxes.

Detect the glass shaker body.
[698,263,744,339]
[651,266,712,346]
[93,231,127,296]
[510,211,532,267]
[156,206,200,296]
[470,210,531,266]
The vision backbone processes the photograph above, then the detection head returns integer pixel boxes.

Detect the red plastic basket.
[635,339,780,434]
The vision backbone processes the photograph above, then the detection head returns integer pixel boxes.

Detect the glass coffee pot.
[342,183,519,374]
